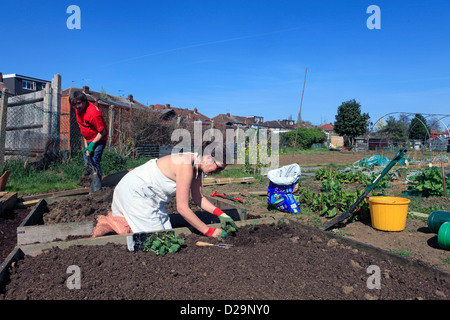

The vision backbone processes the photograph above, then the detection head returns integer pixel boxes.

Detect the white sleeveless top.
[111,153,198,232]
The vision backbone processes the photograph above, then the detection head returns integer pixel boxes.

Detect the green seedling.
[248,219,259,233]
[142,231,185,256]
[273,219,287,230]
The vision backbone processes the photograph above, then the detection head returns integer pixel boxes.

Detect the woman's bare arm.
[191,176,217,213]
[175,162,210,234]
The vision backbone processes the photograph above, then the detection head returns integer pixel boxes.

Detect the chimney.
[83,86,90,94]
[128,94,133,102]
[226,113,230,117]
[166,104,171,108]
[194,107,198,113]
[0,72,3,82]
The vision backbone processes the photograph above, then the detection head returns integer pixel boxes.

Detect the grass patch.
[280,146,329,156]
[218,165,267,184]
[3,151,150,195]
[407,197,449,215]
[301,162,352,168]
[390,249,412,257]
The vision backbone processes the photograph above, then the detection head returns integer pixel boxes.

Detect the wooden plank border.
[15,194,247,246]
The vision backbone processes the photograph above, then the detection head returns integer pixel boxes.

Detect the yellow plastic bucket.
[368,197,410,231]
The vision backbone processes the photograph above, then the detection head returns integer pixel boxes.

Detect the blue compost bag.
[267,164,301,214]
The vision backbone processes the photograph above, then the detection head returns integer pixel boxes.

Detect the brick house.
[319,122,334,132]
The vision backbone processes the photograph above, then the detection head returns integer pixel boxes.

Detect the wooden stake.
[442,162,447,197]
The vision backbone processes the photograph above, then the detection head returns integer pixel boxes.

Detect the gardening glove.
[219,214,238,233]
[85,142,95,155]
[204,227,228,238]
[212,208,238,233]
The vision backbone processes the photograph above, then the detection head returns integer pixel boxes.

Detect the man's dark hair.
[69,90,88,107]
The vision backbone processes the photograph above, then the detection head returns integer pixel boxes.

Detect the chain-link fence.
[0,74,62,168]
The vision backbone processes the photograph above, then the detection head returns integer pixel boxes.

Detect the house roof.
[211,114,268,128]
[153,104,210,121]
[263,120,284,129]
[212,113,246,126]
[211,113,298,131]
[61,87,148,110]
[152,108,177,120]
[2,73,49,83]
[319,123,334,131]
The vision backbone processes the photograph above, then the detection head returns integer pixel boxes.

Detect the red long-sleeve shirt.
[75,102,108,142]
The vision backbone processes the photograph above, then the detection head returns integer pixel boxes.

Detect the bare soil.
[44,187,114,224]
[1,222,448,300]
[278,151,368,167]
[0,208,31,262]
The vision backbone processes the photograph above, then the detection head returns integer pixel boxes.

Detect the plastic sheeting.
[267,163,301,185]
[354,154,411,167]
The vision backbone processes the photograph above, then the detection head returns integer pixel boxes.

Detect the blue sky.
[2,0,449,127]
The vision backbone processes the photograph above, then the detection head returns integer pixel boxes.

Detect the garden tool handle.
[211,191,243,202]
[392,148,407,161]
[196,241,215,247]
[211,191,226,198]
[211,191,220,197]
[366,148,407,194]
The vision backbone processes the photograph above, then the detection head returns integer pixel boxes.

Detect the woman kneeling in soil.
[92,141,236,238]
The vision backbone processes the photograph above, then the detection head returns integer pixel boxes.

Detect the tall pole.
[297,67,307,125]
[0,88,8,169]
[293,67,307,158]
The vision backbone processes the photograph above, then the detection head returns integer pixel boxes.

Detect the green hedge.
[283,127,326,149]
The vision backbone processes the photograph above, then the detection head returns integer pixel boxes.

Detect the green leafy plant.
[298,186,314,205]
[322,177,342,193]
[410,167,449,197]
[141,231,185,255]
[315,168,391,191]
[298,186,369,221]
